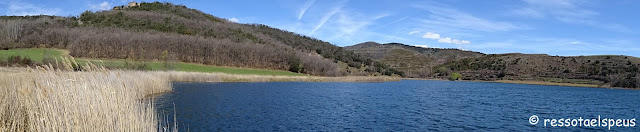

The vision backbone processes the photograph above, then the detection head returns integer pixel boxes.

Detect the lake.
[154,80,640,131]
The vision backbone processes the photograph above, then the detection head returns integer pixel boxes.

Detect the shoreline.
[488,80,600,88]
[488,80,638,90]
[403,77,638,90]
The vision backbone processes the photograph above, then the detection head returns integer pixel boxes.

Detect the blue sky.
[1,0,639,57]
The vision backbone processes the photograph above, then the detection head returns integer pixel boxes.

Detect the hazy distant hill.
[345,42,483,77]
[346,42,640,88]
[0,2,401,76]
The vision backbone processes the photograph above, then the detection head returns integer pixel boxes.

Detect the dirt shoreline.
[403,77,637,90]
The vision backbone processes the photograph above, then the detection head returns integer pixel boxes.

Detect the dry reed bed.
[0,66,398,131]
[161,71,401,83]
[0,70,170,131]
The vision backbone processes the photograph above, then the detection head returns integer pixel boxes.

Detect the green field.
[1,48,305,76]
[0,48,65,62]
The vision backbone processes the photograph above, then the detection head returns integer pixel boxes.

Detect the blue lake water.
[154,80,640,131]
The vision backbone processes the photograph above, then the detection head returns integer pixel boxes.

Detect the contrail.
[297,0,316,21]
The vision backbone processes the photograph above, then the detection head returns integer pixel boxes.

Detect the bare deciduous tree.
[1,4,388,76]
[0,20,23,44]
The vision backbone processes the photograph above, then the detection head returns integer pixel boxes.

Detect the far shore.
[487,80,636,90]
[1,66,627,89]
[490,80,600,88]
[403,77,638,90]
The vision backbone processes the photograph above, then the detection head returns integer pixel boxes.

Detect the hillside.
[442,54,640,88]
[346,42,640,88]
[0,2,400,76]
[345,42,483,77]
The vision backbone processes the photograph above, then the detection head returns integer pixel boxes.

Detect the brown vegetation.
[3,56,34,66]
[0,2,400,77]
[0,19,22,44]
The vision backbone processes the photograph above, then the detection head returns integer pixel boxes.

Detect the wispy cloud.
[512,8,545,18]
[467,37,640,56]
[408,31,420,35]
[335,13,388,35]
[283,0,402,45]
[421,32,440,39]
[437,37,470,45]
[89,1,112,11]
[512,0,628,32]
[413,45,430,48]
[372,16,408,30]
[4,2,61,16]
[414,3,521,32]
[414,31,470,45]
[309,2,344,35]
[228,17,239,22]
[297,0,316,21]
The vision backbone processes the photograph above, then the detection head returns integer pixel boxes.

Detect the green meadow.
[0,48,65,62]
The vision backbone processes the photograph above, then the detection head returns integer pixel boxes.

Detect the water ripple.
[155,80,640,131]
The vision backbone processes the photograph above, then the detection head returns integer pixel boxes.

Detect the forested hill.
[346,41,640,88]
[441,53,640,88]
[0,2,401,76]
[345,42,483,78]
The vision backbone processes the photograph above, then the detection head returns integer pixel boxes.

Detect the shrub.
[436,66,450,76]
[497,71,506,78]
[7,56,33,66]
[123,60,150,70]
[288,58,302,73]
[160,50,176,70]
[449,72,462,81]
[347,61,362,69]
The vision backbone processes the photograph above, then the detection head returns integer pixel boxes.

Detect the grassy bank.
[0,48,305,76]
[80,59,305,76]
[0,48,65,62]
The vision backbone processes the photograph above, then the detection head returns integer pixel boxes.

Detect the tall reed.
[0,68,172,131]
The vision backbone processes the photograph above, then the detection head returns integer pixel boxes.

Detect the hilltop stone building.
[128,2,140,7]
[114,2,141,10]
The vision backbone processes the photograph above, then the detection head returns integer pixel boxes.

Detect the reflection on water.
[155,80,640,131]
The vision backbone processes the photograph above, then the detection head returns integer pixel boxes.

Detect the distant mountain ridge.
[346,41,640,88]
